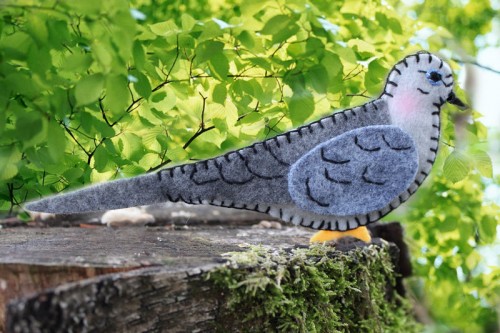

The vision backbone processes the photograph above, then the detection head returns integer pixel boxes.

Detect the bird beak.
[447,91,468,110]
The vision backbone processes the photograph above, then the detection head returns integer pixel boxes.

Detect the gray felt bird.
[26,51,466,243]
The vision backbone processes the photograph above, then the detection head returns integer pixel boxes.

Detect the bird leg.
[309,226,371,243]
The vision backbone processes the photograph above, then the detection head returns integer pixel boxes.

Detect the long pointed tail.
[25,138,293,214]
[25,173,164,214]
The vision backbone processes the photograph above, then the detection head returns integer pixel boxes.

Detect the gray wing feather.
[288,125,418,216]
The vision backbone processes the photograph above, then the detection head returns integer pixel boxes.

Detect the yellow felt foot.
[310,226,372,243]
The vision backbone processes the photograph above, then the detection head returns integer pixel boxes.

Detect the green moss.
[208,243,420,332]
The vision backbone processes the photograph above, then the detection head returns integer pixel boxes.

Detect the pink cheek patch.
[392,91,419,117]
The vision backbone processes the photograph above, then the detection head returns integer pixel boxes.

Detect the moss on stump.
[209,241,420,332]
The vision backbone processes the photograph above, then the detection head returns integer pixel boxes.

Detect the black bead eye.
[426,70,443,86]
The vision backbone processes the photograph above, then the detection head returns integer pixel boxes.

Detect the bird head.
[382,51,467,111]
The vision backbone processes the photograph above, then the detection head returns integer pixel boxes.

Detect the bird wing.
[288,125,418,216]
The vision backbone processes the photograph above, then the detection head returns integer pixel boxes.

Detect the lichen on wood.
[208,241,420,332]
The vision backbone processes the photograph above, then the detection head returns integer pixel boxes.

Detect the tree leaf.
[181,13,196,31]
[208,54,229,81]
[195,40,224,63]
[288,90,314,126]
[139,153,161,168]
[388,17,403,34]
[260,15,300,43]
[134,71,152,99]
[213,83,227,104]
[443,150,471,183]
[15,111,47,149]
[47,121,66,162]
[0,146,22,181]
[26,14,48,46]
[165,147,189,162]
[63,53,93,72]
[75,74,104,106]
[149,21,180,36]
[133,42,146,70]
[93,145,109,172]
[364,60,387,94]
[347,39,376,54]
[469,149,492,178]
[307,65,329,94]
[105,75,129,116]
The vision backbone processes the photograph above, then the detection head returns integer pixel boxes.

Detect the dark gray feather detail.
[288,125,418,216]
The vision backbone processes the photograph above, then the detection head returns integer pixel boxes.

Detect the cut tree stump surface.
[0,226,310,268]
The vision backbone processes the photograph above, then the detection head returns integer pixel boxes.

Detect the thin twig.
[346,90,371,99]
[343,65,364,81]
[60,121,90,156]
[265,113,286,138]
[237,101,260,122]
[182,92,211,149]
[87,137,107,164]
[441,141,455,149]
[151,35,181,92]
[99,97,112,127]
[275,77,284,102]
[452,57,500,75]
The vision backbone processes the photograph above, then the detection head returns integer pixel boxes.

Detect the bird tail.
[24,172,166,214]
[25,146,289,214]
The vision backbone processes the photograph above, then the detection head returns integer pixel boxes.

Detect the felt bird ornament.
[26,51,466,243]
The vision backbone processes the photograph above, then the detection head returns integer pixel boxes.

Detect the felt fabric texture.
[25,51,457,231]
[288,125,418,216]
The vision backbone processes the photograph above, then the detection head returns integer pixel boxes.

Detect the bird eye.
[426,70,443,86]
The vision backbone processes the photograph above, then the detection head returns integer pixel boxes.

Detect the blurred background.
[0,0,498,331]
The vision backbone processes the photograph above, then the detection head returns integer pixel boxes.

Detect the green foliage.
[392,0,498,53]
[209,244,420,332]
[0,0,422,213]
[0,0,498,331]
[404,173,500,333]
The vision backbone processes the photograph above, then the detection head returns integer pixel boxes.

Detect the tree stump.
[0,210,415,332]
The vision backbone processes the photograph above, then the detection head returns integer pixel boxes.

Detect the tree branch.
[452,57,500,75]
[182,92,210,149]
[99,97,113,127]
[151,35,181,93]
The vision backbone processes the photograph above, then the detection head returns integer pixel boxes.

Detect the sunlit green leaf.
[195,40,224,63]
[288,90,314,126]
[469,149,493,178]
[165,147,188,162]
[47,122,66,162]
[63,53,93,72]
[213,83,227,104]
[133,42,146,70]
[75,74,104,106]
[208,54,229,81]
[149,20,180,36]
[105,75,129,116]
[443,151,470,183]
[260,15,300,44]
